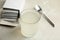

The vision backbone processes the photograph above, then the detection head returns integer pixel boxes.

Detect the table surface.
[0,0,60,40]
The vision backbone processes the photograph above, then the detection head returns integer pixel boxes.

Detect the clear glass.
[19,9,41,37]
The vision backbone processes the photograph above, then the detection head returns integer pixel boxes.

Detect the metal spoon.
[34,5,55,27]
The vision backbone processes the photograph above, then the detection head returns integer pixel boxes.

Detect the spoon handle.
[42,13,55,27]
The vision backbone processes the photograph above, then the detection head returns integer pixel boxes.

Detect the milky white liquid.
[21,9,41,24]
[19,9,41,37]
